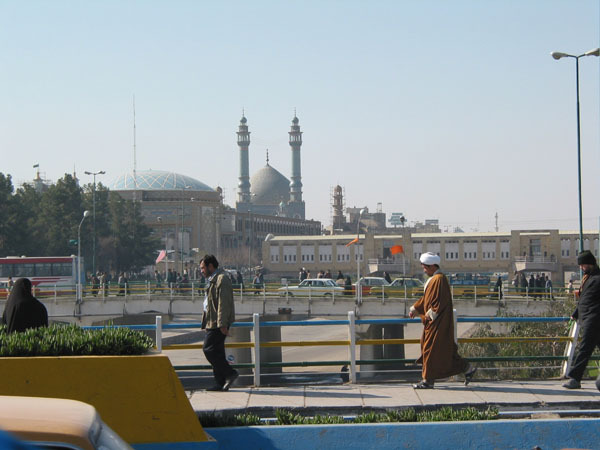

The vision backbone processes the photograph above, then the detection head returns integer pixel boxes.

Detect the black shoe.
[562,378,581,389]
[412,380,434,389]
[464,365,477,386]
[223,371,239,391]
[206,385,224,392]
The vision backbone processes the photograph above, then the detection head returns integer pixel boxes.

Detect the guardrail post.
[451,285,454,298]
[404,284,407,300]
[262,284,266,302]
[561,320,580,378]
[156,315,163,353]
[474,286,477,301]
[191,282,195,300]
[253,313,261,387]
[526,286,529,299]
[54,284,57,304]
[348,311,357,383]
[453,308,457,344]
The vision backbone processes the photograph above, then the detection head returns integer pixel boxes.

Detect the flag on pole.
[345,237,359,247]
[390,245,404,255]
[33,164,39,168]
[155,250,166,264]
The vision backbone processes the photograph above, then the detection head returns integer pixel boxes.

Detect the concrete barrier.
[206,418,600,449]
[0,354,210,445]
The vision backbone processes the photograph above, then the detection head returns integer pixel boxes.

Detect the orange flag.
[390,245,404,255]
[345,237,359,247]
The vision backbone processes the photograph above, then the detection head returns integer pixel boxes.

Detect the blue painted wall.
[206,418,600,450]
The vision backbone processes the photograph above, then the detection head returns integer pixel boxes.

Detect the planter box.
[0,353,210,446]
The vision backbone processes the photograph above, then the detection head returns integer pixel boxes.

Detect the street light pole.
[356,208,366,304]
[84,170,105,276]
[551,48,600,260]
[77,210,91,304]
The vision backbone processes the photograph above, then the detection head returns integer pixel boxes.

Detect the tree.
[35,174,85,256]
[13,183,43,256]
[0,173,19,255]
[96,193,158,274]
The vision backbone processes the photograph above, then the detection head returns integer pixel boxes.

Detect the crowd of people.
[511,271,554,299]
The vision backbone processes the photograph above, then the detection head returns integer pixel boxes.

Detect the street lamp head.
[585,48,600,57]
[359,208,367,216]
[84,171,91,175]
[83,210,91,218]
[551,51,569,60]
[157,216,162,223]
[99,170,106,175]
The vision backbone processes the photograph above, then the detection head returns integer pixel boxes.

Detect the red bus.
[0,256,82,297]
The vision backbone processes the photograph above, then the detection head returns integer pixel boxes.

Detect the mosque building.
[108,114,320,272]
[235,114,305,219]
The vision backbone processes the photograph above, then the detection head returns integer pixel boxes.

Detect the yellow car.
[0,396,132,450]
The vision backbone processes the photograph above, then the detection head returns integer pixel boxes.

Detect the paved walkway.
[189,380,600,415]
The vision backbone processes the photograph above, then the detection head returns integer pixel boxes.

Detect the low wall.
[0,354,210,445]
[206,418,600,449]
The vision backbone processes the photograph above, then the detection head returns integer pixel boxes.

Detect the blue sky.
[1,0,599,232]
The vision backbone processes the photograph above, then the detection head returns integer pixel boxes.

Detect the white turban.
[420,252,440,266]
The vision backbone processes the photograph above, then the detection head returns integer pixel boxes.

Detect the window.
[319,245,332,262]
[283,246,296,264]
[413,241,422,260]
[270,246,279,263]
[463,241,477,260]
[301,245,314,263]
[445,241,459,260]
[482,241,496,260]
[500,241,510,260]
[337,245,350,262]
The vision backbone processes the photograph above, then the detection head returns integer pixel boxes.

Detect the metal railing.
[24,282,577,302]
[120,313,595,387]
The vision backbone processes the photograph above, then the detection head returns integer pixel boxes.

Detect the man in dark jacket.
[1,278,48,333]
[563,250,600,390]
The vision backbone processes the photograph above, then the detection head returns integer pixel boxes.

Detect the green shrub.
[199,406,499,427]
[458,298,600,379]
[0,324,153,356]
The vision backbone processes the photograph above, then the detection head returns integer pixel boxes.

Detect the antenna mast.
[133,95,137,202]
[495,212,498,232]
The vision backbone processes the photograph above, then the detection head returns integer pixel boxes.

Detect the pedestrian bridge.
[14,291,562,326]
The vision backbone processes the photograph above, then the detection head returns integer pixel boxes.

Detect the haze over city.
[1,0,599,232]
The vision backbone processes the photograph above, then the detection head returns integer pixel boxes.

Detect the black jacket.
[573,266,600,322]
[1,278,48,333]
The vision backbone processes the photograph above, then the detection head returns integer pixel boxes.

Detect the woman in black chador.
[1,278,48,333]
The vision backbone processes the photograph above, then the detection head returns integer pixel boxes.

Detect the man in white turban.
[408,252,476,389]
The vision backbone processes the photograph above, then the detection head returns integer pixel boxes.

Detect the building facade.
[263,229,599,283]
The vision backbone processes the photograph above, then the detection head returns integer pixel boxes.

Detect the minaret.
[288,114,304,218]
[237,114,251,207]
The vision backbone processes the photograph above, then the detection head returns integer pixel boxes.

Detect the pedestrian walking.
[563,251,600,391]
[494,275,503,300]
[200,255,238,392]
[409,252,476,389]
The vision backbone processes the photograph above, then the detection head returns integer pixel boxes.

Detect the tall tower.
[288,114,305,219]
[237,114,251,208]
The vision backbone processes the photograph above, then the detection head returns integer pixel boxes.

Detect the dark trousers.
[567,320,600,381]
[203,328,236,387]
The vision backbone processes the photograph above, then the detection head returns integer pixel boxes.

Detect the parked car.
[0,395,132,450]
[353,277,390,296]
[389,278,424,289]
[368,277,424,298]
[278,278,344,296]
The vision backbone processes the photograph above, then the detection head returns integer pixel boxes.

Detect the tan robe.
[411,272,468,381]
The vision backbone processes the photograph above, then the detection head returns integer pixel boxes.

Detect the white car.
[278,278,344,296]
